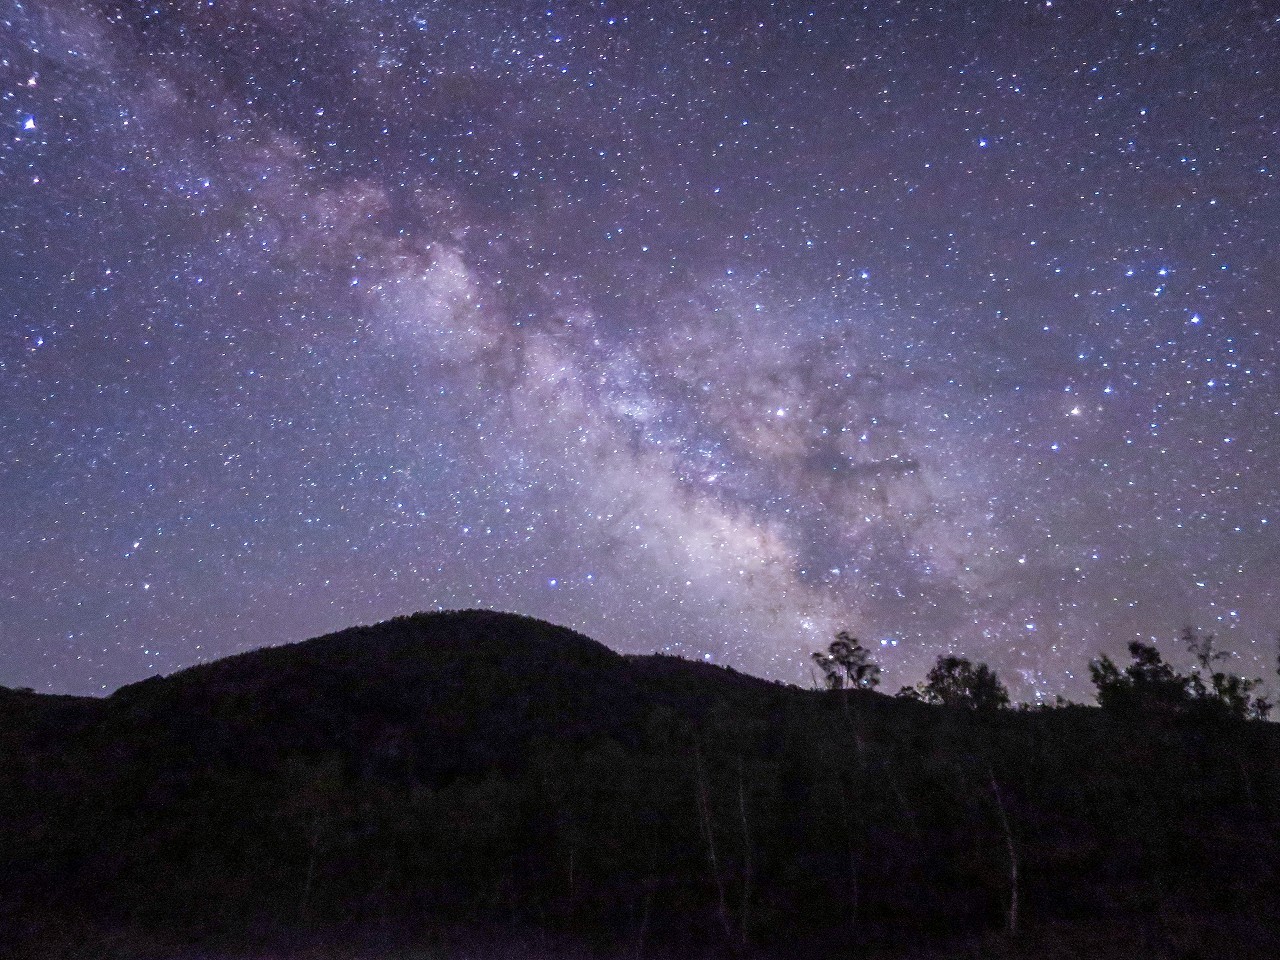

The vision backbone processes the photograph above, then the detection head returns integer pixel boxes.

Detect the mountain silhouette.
[2,610,1278,959]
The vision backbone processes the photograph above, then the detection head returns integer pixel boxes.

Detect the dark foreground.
[3,611,1278,959]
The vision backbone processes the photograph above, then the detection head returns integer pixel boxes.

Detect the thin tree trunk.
[837,775,860,935]
[841,688,867,762]
[695,744,735,945]
[988,767,1018,936]
[300,830,319,925]
[634,880,655,960]
[568,842,576,905]
[634,841,658,960]
[837,688,869,935]
[737,756,753,950]
[1236,752,1256,806]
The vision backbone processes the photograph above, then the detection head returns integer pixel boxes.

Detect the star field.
[2,0,1278,700]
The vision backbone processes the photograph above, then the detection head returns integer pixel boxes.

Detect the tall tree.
[811,632,881,691]
[918,655,1010,711]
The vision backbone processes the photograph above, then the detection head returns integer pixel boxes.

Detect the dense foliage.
[1089,629,1272,721]
[2,611,1279,959]
[896,655,1011,712]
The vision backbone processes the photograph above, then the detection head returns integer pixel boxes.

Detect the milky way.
[3,0,1278,699]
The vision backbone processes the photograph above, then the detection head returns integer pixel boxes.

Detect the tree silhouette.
[811,631,881,691]
[1089,641,1191,715]
[1091,632,1270,719]
[917,655,1010,711]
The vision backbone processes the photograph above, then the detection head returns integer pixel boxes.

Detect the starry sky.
[3,0,1278,700]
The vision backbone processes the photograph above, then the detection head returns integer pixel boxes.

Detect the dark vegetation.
[1088,628,1273,721]
[2,610,1279,959]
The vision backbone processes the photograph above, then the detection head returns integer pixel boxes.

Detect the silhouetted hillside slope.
[2,610,1279,959]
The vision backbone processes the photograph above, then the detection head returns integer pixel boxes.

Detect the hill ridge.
[3,609,1279,959]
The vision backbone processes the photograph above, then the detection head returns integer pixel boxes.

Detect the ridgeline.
[2,610,1278,958]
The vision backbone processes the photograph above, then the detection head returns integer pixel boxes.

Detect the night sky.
[3,0,1277,700]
